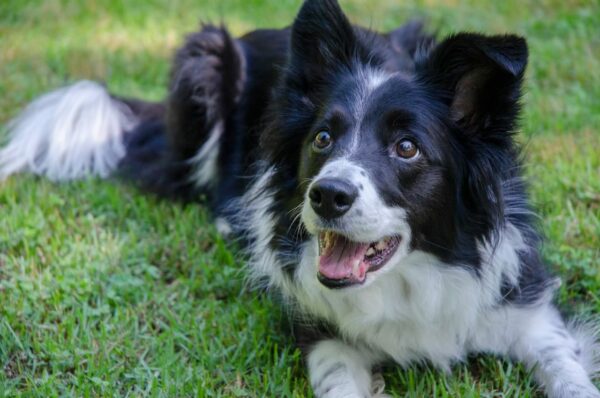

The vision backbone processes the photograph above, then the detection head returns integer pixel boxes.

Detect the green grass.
[0,0,598,396]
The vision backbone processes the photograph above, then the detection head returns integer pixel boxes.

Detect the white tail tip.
[0,80,137,181]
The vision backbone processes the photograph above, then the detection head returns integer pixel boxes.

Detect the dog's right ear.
[288,0,364,88]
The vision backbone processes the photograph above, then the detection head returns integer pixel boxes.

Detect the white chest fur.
[291,226,526,369]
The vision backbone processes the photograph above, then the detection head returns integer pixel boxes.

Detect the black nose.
[309,178,358,220]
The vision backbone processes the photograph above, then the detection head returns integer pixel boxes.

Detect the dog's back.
[0,21,431,214]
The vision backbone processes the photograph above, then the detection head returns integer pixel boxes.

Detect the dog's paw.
[371,372,390,397]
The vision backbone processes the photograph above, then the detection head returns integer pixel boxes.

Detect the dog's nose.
[309,178,358,220]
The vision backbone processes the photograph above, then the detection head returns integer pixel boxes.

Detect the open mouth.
[317,231,401,289]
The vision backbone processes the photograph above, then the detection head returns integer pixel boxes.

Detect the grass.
[0,0,598,396]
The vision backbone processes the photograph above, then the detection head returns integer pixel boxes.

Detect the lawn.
[0,0,599,396]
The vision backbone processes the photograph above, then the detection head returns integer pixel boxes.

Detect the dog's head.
[262,0,528,289]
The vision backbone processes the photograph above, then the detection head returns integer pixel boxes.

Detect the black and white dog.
[1,1,598,396]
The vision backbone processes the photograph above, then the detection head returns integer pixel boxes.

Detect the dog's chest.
[294,251,486,367]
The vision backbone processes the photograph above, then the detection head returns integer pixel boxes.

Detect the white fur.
[302,159,410,244]
[230,167,295,293]
[347,68,391,154]
[189,121,223,188]
[0,80,136,181]
[308,339,383,398]
[509,306,600,398]
[569,318,600,379]
[215,216,233,236]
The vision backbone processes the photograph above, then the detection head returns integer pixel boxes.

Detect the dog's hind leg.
[166,25,244,190]
[120,25,245,201]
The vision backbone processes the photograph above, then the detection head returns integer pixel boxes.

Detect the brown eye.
[396,140,419,159]
[313,130,332,151]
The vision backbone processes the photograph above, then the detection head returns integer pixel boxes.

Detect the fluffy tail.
[0,80,162,181]
[1,24,243,205]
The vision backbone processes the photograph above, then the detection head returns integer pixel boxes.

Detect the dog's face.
[263,0,527,289]
[297,71,455,288]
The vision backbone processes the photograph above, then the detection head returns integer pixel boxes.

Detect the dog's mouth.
[317,230,401,289]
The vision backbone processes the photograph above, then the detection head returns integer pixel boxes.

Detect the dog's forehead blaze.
[322,72,421,130]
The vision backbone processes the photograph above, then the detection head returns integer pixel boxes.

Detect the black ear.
[418,33,528,141]
[387,20,436,60]
[289,0,366,86]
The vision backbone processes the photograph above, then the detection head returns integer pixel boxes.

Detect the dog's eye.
[395,140,419,159]
[313,130,332,151]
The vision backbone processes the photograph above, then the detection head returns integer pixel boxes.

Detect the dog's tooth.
[375,240,387,251]
[326,231,333,248]
[352,259,361,273]
[366,247,376,256]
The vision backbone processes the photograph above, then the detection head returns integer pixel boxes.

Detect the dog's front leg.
[509,305,600,398]
[307,339,385,398]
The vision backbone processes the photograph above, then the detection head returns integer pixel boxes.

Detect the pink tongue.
[318,235,370,282]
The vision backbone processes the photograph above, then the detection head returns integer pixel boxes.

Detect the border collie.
[1,1,598,396]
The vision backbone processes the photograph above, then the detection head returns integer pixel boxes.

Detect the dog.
[1,1,599,397]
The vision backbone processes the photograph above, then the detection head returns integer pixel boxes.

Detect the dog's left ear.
[418,33,528,140]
